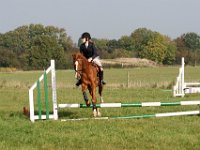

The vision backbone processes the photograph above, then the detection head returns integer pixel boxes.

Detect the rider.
[76,32,106,86]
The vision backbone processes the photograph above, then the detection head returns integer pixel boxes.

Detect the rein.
[74,54,92,79]
[74,58,85,77]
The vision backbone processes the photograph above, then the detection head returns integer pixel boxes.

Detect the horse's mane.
[73,52,88,63]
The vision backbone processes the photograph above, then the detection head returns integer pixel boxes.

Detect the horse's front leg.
[82,84,90,107]
[91,83,101,117]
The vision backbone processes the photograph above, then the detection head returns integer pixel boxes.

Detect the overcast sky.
[0,0,199,42]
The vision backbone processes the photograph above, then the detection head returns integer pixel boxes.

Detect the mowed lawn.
[0,66,200,150]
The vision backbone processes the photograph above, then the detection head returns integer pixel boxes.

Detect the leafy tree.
[0,24,73,69]
[110,48,132,59]
[131,28,154,52]
[29,24,46,38]
[106,39,121,53]
[45,26,73,51]
[92,38,110,58]
[93,38,109,52]
[0,47,20,67]
[183,32,200,65]
[174,35,189,62]
[163,41,176,65]
[141,36,167,63]
[1,25,30,54]
[131,28,176,64]
[118,36,135,51]
[175,33,200,65]
[183,32,200,51]
[29,35,65,69]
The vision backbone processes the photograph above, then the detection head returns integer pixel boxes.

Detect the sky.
[0,0,200,43]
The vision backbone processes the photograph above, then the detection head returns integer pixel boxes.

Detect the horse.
[72,52,104,117]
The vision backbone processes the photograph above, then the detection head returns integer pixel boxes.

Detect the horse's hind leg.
[98,84,104,103]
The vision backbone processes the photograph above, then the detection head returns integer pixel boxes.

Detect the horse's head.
[72,53,85,79]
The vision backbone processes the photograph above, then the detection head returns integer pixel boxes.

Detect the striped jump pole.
[58,101,200,109]
[61,110,200,121]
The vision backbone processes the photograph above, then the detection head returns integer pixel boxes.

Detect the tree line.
[0,24,200,70]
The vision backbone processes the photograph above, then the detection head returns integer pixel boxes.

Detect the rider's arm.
[91,44,98,59]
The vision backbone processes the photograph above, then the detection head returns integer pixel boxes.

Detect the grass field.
[0,66,200,150]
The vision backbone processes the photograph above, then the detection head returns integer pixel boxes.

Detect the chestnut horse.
[72,52,104,117]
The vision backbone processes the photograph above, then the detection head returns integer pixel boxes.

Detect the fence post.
[37,80,42,119]
[127,71,130,88]
[51,60,58,120]
[44,71,49,119]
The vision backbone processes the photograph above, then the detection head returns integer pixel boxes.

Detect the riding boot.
[99,70,106,85]
[75,79,82,86]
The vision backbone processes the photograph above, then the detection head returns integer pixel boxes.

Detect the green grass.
[0,66,200,150]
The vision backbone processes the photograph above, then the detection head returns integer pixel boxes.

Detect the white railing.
[173,57,200,97]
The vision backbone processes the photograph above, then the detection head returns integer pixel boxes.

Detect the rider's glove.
[88,58,93,62]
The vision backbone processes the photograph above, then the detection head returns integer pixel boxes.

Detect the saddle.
[90,62,100,77]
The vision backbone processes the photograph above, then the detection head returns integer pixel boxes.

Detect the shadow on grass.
[58,111,77,118]
[3,110,76,119]
[3,109,86,121]
[31,110,78,119]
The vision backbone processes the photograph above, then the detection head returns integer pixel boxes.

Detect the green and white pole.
[61,110,200,121]
[37,80,42,119]
[58,101,200,109]
[111,110,200,119]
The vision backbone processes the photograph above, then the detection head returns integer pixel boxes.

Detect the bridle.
[74,58,83,79]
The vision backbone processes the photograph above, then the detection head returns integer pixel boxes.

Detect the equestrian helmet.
[81,32,91,39]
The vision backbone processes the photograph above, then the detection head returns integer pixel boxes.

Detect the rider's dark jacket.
[80,42,99,59]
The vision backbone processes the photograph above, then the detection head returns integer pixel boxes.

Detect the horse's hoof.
[97,111,101,117]
[93,109,97,117]
[100,97,104,103]
[94,108,101,117]
[86,103,91,107]
[86,101,91,107]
